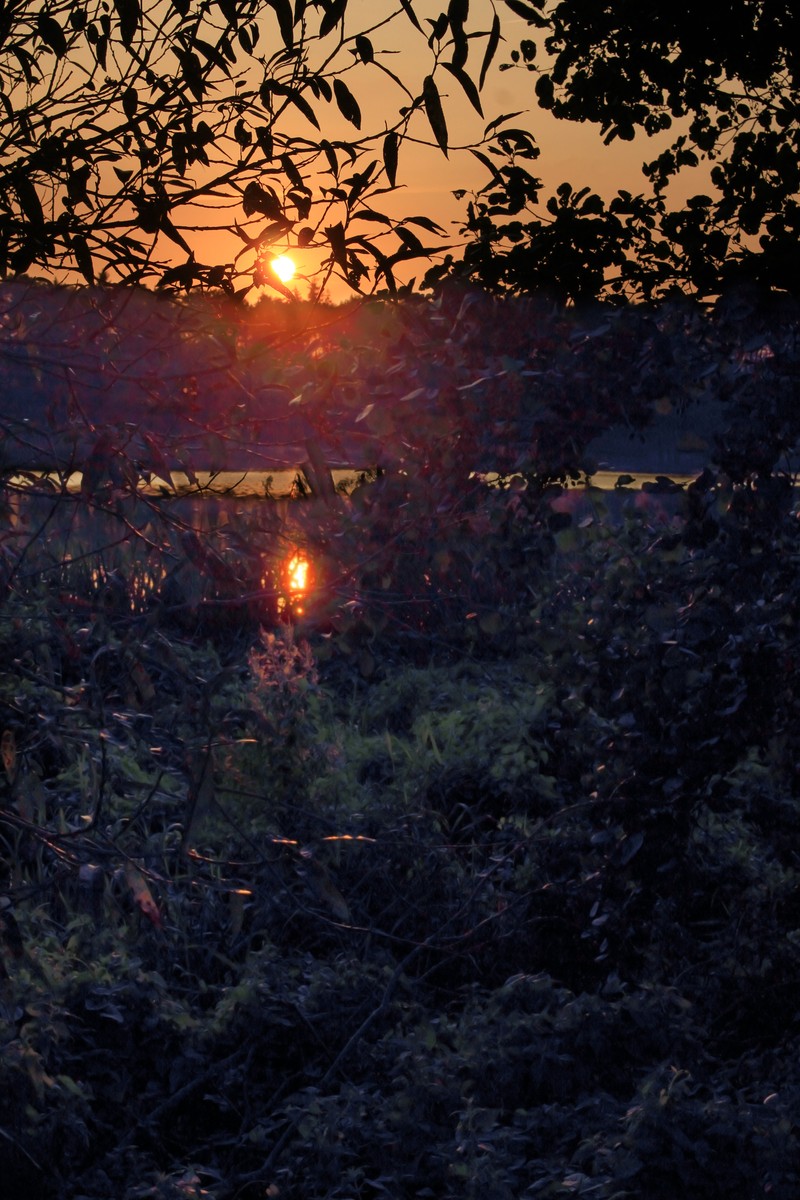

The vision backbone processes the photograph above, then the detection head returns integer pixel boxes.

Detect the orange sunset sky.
[204,1,707,303]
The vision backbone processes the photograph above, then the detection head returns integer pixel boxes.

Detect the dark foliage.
[1,285,800,1198]
[442,0,800,303]
[0,0,493,297]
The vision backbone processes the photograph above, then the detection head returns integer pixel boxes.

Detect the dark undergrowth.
[2,287,800,1199]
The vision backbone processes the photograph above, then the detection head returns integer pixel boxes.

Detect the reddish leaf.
[125,863,162,928]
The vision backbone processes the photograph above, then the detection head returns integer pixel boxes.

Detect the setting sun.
[271,255,296,284]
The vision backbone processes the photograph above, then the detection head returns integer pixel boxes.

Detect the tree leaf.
[234,117,251,146]
[325,221,348,272]
[535,73,554,108]
[423,75,448,155]
[281,152,304,189]
[333,78,361,128]
[479,12,500,90]
[71,235,95,284]
[1,730,16,781]
[122,86,138,119]
[125,862,162,927]
[256,126,273,159]
[37,13,67,57]
[269,0,294,48]
[357,208,392,225]
[398,0,423,32]
[13,175,44,230]
[318,0,347,38]
[113,0,141,49]
[443,62,483,117]
[469,147,502,181]
[66,165,91,206]
[402,214,445,234]
[396,226,424,253]
[355,34,374,64]
[172,133,187,176]
[288,87,320,128]
[318,138,338,176]
[383,130,399,186]
[194,36,233,76]
[94,33,108,70]
[308,72,332,102]
[450,29,469,71]
[160,214,192,253]
[176,48,205,101]
[11,46,37,85]
[215,0,240,27]
[242,181,283,218]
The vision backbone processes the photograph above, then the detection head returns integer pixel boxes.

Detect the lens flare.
[271,255,296,284]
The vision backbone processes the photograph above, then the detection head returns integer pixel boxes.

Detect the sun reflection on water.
[278,551,311,615]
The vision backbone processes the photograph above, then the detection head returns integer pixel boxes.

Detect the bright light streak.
[271,255,296,284]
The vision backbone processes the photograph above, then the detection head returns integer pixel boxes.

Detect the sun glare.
[271,255,296,284]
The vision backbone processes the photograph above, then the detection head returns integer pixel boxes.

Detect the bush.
[2,287,800,1198]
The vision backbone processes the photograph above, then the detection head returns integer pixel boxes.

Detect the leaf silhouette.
[398,0,422,32]
[423,75,448,155]
[355,34,373,64]
[37,13,67,57]
[269,0,294,47]
[383,130,399,186]
[333,77,361,128]
[319,0,347,38]
[114,0,141,48]
[325,221,348,271]
[443,62,483,117]
[479,13,500,90]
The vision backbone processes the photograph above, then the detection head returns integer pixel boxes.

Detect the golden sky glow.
[233,2,706,303]
[9,0,705,302]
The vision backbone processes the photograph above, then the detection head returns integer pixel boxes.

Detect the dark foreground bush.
[2,286,799,1198]
[2,474,800,1197]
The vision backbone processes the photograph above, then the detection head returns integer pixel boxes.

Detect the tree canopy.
[0,0,501,297]
[444,0,800,303]
[3,0,797,305]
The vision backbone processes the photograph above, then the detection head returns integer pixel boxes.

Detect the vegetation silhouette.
[0,0,497,297]
[2,5,800,1199]
[439,0,800,303]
